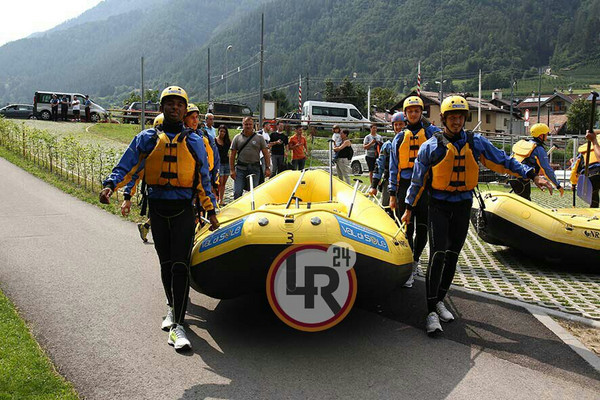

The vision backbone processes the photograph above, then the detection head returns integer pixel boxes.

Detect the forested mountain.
[0,0,598,106]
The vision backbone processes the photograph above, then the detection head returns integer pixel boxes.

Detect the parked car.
[301,101,370,131]
[0,104,35,119]
[350,153,369,175]
[122,101,160,124]
[34,91,108,122]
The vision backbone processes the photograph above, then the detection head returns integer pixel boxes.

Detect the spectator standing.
[269,121,289,175]
[72,97,81,122]
[204,113,216,138]
[258,121,271,184]
[333,129,353,184]
[60,94,69,121]
[216,125,231,206]
[288,126,308,170]
[50,94,59,122]
[230,117,270,199]
[363,123,383,185]
[84,95,92,122]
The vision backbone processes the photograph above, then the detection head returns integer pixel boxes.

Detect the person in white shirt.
[258,121,271,184]
[72,97,81,122]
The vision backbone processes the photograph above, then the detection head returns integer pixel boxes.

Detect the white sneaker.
[168,324,192,350]
[161,308,174,331]
[402,261,417,288]
[402,272,415,288]
[436,301,454,323]
[425,312,443,336]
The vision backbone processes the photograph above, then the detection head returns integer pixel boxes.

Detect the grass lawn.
[0,290,79,399]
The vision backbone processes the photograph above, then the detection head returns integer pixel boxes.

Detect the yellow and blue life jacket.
[431,132,479,192]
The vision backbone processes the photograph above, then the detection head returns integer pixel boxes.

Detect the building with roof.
[391,90,525,135]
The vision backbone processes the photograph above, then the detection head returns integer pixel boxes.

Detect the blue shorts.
[219,163,230,176]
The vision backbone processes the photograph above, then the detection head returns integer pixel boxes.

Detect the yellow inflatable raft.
[471,191,600,264]
[190,169,413,300]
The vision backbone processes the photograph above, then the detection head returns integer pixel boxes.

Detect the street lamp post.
[225,45,232,101]
[435,80,447,103]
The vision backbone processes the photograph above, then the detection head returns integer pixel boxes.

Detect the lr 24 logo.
[266,243,357,332]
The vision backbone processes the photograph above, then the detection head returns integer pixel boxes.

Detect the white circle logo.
[266,243,357,331]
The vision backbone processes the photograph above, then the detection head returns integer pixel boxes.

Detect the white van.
[301,101,370,130]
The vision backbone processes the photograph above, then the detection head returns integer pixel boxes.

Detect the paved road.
[1,157,599,399]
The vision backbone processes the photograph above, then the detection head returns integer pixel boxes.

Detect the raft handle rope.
[201,207,399,242]
[492,191,595,230]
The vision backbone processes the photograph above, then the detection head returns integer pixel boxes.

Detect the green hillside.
[0,0,598,108]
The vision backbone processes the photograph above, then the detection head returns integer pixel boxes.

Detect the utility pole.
[509,74,514,140]
[141,56,145,129]
[306,73,310,103]
[537,67,542,123]
[440,51,444,103]
[259,12,264,126]
[207,48,211,102]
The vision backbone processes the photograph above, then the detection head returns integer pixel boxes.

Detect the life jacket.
[144,131,197,188]
[512,140,536,163]
[578,143,599,166]
[431,132,479,192]
[512,139,542,174]
[202,134,215,172]
[398,128,427,170]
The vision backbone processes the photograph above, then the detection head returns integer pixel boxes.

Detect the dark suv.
[123,102,160,124]
[208,101,252,127]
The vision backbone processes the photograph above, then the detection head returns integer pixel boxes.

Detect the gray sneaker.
[436,301,454,322]
[168,324,192,350]
[161,308,174,331]
[425,312,443,336]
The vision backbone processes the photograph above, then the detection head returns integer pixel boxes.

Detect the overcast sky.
[0,0,103,47]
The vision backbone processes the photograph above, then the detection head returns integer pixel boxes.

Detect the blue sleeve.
[205,133,220,186]
[425,124,441,139]
[388,134,402,193]
[103,130,156,189]
[187,134,217,211]
[532,146,560,187]
[475,134,533,179]
[372,143,389,182]
[405,139,435,207]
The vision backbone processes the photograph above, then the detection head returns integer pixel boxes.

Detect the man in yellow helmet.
[389,96,439,288]
[401,95,552,336]
[509,123,564,200]
[99,86,219,351]
[570,129,600,207]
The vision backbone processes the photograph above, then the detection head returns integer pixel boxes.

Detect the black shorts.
[73,110,80,116]
[366,156,377,172]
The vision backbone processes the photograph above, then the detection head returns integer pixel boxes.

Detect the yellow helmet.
[403,96,424,111]
[186,103,200,115]
[159,86,188,105]
[153,113,164,128]
[530,123,550,138]
[441,95,469,115]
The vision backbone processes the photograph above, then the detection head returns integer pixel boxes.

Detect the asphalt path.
[1,156,599,399]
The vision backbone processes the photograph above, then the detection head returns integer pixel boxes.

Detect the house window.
[485,114,491,124]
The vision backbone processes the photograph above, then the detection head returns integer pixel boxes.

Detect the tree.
[263,90,293,116]
[324,78,367,114]
[371,87,399,111]
[566,98,599,134]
